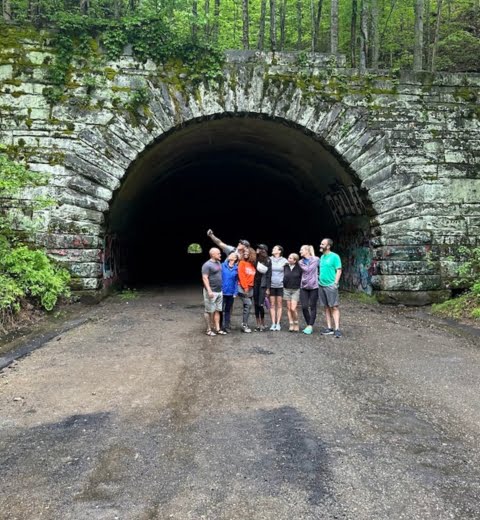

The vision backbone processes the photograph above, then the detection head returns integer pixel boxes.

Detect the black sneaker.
[334,329,342,338]
[321,327,334,335]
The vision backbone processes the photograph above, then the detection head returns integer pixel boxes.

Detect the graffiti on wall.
[337,220,377,295]
[325,184,366,226]
[102,234,121,288]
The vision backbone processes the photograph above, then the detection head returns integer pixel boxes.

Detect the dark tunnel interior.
[106,115,367,286]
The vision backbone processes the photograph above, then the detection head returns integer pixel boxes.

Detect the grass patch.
[431,291,480,320]
[118,288,139,301]
[343,291,379,305]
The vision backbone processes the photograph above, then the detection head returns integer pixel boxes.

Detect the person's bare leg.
[213,311,221,331]
[269,296,276,328]
[325,307,333,330]
[287,301,293,330]
[291,300,299,331]
[332,306,340,330]
[204,312,213,332]
[276,297,283,325]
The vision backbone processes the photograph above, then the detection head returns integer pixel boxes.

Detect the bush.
[436,31,480,73]
[0,150,71,327]
[432,246,480,321]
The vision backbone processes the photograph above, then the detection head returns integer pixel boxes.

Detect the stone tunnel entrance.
[106,114,375,292]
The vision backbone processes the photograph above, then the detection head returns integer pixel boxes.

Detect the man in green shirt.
[318,238,343,338]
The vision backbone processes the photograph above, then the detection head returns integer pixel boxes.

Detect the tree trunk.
[242,0,250,49]
[351,0,358,67]
[413,0,424,71]
[270,0,277,52]
[3,0,12,21]
[297,0,303,49]
[313,0,324,51]
[330,0,338,54]
[359,0,368,72]
[430,0,443,72]
[425,0,431,68]
[258,0,267,49]
[213,0,221,42]
[371,0,379,67]
[113,0,121,19]
[80,0,89,15]
[310,0,315,52]
[205,0,210,38]
[279,0,287,50]
[192,0,198,39]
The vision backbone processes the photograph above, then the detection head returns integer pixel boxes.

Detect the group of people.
[201,230,343,338]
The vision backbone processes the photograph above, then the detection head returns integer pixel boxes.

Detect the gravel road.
[1,287,479,520]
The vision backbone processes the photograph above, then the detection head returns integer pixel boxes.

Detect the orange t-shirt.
[238,260,256,292]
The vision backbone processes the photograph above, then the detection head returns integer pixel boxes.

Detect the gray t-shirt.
[201,259,222,292]
[270,256,288,288]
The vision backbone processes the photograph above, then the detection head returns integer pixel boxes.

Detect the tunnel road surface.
[1,288,479,520]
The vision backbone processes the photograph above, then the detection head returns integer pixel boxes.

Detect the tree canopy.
[1,1,479,71]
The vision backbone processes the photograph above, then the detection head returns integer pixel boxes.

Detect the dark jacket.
[283,263,302,290]
[254,258,272,289]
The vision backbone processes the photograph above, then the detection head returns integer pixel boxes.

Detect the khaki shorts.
[203,289,223,313]
[283,288,300,302]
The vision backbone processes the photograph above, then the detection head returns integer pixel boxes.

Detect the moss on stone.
[454,86,478,103]
[104,67,117,81]
[111,85,132,93]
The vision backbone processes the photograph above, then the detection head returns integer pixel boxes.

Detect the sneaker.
[242,324,252,333]
[254,326,262,332]
[321,327,334,335]
[334,329,342,338]
[276,323,281,331]
[302,326,313,335]
[269,324,276,331]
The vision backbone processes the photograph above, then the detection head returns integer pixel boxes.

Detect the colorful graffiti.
[337,220,377,295]
[102,234,122,288]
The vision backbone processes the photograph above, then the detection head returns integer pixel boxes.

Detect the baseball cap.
[256,243,268,252]
[239,239,250,247]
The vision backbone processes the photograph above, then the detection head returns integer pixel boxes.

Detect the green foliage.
[187,243,202,254]
[454,246,480,288]
[432,246,480,321]
[0,151,70,325]
[3,0,479,72]
[119,288,139,300]
[124,86,150,112]
[436,31,480,73]
[0,245,71,311]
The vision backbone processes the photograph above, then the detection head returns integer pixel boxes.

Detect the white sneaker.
[242,324,252,333]
[276,323,281,331]
[269,324,276,331]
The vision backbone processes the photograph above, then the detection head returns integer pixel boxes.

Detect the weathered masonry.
[1,29,480,304]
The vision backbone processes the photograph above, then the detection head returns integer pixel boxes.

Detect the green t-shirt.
[319,252,342,286]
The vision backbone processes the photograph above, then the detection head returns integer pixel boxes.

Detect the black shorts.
[269,287,284,298]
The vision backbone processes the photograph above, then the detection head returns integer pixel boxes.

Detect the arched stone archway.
[104,112,381,294]
[2,45,479,303]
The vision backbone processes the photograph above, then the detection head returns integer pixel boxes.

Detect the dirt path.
[1,288,479,520]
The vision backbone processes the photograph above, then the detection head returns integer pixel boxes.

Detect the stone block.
[372,274,442,291]
[70,277,102,290]
[68,261,103,278]
[49,248,102,263]
[375,290,451,305]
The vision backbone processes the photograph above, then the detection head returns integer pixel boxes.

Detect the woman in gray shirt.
[269,245,288,331]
